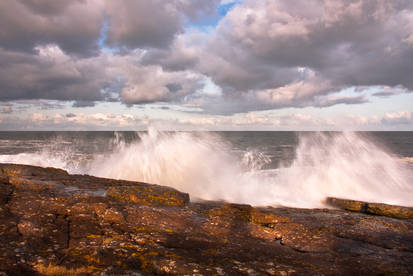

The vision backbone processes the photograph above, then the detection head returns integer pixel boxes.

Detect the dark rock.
[0,163,412,275]
[326,197,413,219]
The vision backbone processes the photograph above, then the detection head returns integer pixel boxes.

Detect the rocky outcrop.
[0,163,412,275]
[326,197,413,219]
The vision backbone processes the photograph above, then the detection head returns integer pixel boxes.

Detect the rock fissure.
[333,232,413,253]
[4,186,13,205]
[275,237,329,254]
[0,163,412,275]
[65,215,71,250]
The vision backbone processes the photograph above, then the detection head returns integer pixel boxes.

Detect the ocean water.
[0,130,412,208]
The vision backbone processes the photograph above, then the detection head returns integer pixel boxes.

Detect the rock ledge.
[0,163,412,275]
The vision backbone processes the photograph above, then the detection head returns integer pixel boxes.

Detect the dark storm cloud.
[0,0,218,106]
[140,0,413,114]
[0,0,103,56]
[188,0,413,112]
[65,113,76,118]
[0,45,204,105]
[141,47,199,72]
[0,0,412,115]
[72,101,96,108]
[0,0,220,56]
[0,47,110,102]
[104,0,183,50]
[104,0,220,50]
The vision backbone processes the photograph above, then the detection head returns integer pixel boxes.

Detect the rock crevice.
[0,163,412,275]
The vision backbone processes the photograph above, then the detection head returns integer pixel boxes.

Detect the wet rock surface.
[326,197,413,219]
[0,163,412,275]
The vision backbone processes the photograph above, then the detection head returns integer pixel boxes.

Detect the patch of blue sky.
[98,20,119,53]
[185,0,240,32]
[97,21,107,49]
[218,0,240,17]
[200,77,222,96]
[369,91,413,113]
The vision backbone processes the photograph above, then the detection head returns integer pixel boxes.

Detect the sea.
[0,130,412,208]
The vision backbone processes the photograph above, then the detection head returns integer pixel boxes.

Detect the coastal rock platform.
[0,163,412,275]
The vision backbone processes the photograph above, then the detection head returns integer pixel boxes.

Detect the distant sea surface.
[1,130,412,208]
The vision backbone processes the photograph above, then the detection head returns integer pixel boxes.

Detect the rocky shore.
[0,163,412,275]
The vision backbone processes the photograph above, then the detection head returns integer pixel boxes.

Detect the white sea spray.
[1,130,412,208]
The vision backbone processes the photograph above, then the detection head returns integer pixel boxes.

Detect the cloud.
[72,101,96,108]
[104,0,220,50]
[214,0,413,84]
[0,45,111,102]
[0,44,205,105]
[312,94,368,108]
[1,0,412,117]
[178,0,413,113]
[372,86,409,97]
[381,111,413,125]
[0,112,148,130]
[116,59,204,104]
[65,113,76,118]
[140,33,200,71]
[0,0,103,56]
[0,0,220,56]
[1,104,12,114]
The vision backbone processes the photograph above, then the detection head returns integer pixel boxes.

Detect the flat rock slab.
[326,197,413,219]
[0,163,412,275]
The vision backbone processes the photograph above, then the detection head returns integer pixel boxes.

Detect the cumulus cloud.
[0,44,204,105]
[0,45,111,102]
[115,59,204,104]
[0,0,220,55]
[180,0,413,113]
[0,0,103,56]
[1,0,412,118]
[105,0,219,50]
[215,0,413,88]
[0,1,216,107]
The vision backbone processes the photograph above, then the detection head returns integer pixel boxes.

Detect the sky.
[0,0,412,131]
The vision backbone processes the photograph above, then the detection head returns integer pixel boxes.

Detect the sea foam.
[1,130,412,208]
[86,130,413,207]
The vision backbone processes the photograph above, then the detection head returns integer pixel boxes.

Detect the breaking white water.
[1,130,412,208]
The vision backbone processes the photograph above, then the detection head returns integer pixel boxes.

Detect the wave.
[1,129,412,208]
